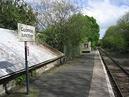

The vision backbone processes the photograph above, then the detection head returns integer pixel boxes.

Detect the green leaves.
[38,13,99,58]
[0,0,37,30]
[102,17,129,52]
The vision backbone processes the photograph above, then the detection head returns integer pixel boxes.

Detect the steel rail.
[98,48,126,97]
[100,48,129,77]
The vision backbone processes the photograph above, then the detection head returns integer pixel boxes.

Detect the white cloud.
[81,0,129,39]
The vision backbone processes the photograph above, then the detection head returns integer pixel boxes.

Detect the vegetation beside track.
[101,12,129,53]
[99,48,129,97]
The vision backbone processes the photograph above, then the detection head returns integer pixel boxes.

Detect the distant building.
[80,41,91,53]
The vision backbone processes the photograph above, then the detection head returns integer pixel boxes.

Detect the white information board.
[18,23,35,42]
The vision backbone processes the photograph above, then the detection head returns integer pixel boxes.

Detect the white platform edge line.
[97,50,115,97]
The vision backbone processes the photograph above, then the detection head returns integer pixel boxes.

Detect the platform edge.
[97,50,115,97]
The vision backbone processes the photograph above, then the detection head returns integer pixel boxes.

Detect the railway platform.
[2,50,115,97]
[33,51,114,97]
[88,51,114,97]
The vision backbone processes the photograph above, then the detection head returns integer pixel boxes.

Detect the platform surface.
[32,50,114,97]
[88,51,114,97]
[2,50,115,97]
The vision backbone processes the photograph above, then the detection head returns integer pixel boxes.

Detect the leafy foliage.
[0,0,100,58]
[38,13,99,58]
[102,12,129,53]
[15,74,25,86]
[36,0,78,30]
[0,0,37,30]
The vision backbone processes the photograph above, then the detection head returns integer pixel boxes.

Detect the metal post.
[4,83,9,94]
[24,41,29,95]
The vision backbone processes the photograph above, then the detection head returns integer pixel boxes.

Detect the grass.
[1,85,39,97]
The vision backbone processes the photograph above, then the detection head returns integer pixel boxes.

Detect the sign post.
[24,41,29,94]
[18,23,35,95]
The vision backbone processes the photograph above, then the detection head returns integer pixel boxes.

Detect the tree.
[36,0,100,58]
[102,25,127,52]
[35,0,78,30]
[36,0,78,52]
[0,0,37,30]
[117,12,129,49]
[102,12,129,53]
[38,13,99,58]
[85,16,100,48]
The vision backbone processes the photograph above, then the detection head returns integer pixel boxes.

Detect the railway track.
[99,48,129,97]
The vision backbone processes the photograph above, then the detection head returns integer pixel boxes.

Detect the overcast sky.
[27,0,129,39]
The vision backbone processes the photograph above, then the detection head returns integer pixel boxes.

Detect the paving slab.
[1,51,114,97]
[33,52,95,97]
[88,51,115,97]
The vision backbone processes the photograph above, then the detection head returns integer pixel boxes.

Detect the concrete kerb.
[97,50,115,97]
